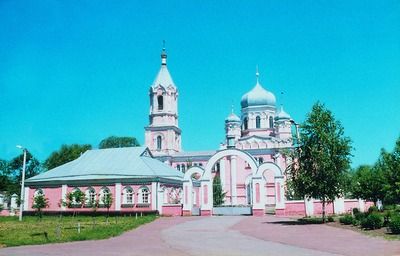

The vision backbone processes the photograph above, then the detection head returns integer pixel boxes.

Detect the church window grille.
[256,116,261,128]
[157,136,162,150]
[157,95,164,110]
[269,116,274,128]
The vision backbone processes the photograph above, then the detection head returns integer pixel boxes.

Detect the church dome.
[241,82,276,108]
[225,112,241,123]
[275,105,291,120]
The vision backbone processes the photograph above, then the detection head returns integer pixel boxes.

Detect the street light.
[290,120,300,146]
[16,145,27,222]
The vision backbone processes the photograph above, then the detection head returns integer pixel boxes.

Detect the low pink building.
[24,147,183,216]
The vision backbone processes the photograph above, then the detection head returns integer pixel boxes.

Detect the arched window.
[269,116,274,128]
[157,136,162,150]
[34,189,44,197]
[256,116,261,128]
[99,187,110,205]
[123,187,134,204]
[86,187,96,205]
[157,95,163,110]
[177,165,181,172]
[138,186,150,204]
[259,157,264,164]
[244,117,248,130]
[70,188,82,204]
[182,164,186,172]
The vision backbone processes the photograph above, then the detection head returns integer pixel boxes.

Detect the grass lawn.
[0,214,157,247]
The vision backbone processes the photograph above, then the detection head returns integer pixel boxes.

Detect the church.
[22,47,370,217]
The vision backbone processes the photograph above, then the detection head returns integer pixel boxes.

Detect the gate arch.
[252,162,285,214]
[204,149,258,180]
[203,149,259,208]
[182,166,204,216]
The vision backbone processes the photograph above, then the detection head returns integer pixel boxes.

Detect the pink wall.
[313,201,334,215]
[284,201,306,216]
[343,200,359,213]
[162,205,182,216]
[27,183,155,213]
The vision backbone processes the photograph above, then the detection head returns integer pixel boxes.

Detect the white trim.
[61,185,67,210]
[115,183,121,211]
[151,183,157,210]
[305,198,314,216]
[230,155,237,205]
[24,188,29,211]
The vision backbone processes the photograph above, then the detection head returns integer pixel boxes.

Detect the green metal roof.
[26,147,183,184]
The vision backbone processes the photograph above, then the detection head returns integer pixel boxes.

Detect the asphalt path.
[1,215,399,256]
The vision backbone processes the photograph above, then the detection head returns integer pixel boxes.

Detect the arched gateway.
[183,148,285,216]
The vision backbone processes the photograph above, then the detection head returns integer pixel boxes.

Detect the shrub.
[368,205,379,213]
[361,213,383,230]
[388,216,400,234]
[352,208,360,215]
[383,210,395,226]
[327,216,334,222]
[354,212,367,221]
[351,218,360,226]
[339,214,353,225]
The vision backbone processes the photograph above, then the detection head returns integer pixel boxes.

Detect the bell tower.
[144,45,182,155]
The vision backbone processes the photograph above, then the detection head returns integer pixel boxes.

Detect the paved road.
[1,216,399,256]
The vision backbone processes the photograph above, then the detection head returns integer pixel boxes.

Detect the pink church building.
[22,47,371,217]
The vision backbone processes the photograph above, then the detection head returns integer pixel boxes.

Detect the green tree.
[213,174,226,206]
[44,144,92,170]
[351,165,385,204]
[7,151,42,195]
[98,136,140,149]
[0,159,11,192]
[102,192,113,222]
[32,194,49,219]
[65,190,85,217]
[288,102,352,222]
[376,138,400,204]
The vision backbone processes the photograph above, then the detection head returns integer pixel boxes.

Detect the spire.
[161,40,167,65]
[256,65,260,84]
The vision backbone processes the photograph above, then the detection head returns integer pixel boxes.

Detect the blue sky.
[0,1,399,167]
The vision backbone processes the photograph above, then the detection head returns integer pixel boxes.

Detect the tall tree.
[7,151,42,195]
[288,102,352,222]
[351,165,385,204]
[98,136,140,149]
[376,138,400,204]
[213,174,226,206]
[0,159,11,192]
[44,144,92,170]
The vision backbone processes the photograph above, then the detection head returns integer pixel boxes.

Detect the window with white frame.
[86,187,96,204]
[34,189,44,197]
[138,187,150,204]
[123,187,134,204]
[100,187,110,204]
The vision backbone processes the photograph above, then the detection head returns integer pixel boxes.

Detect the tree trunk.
[322,198,326,223]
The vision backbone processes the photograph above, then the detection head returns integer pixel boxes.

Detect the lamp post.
[16,145,27,222]
[290,120,300,146]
